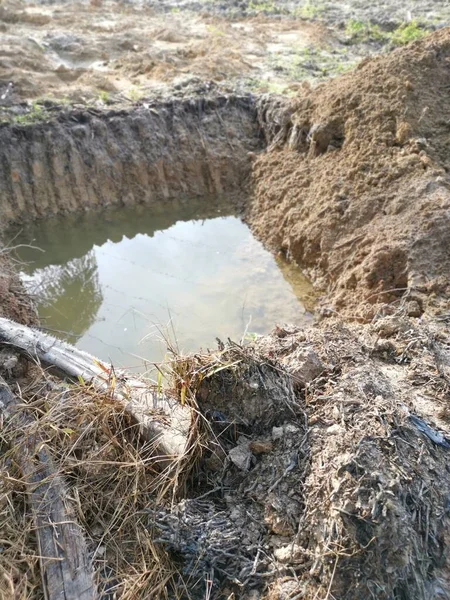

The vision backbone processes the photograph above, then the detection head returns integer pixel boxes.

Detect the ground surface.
[1,0,448,116]
[1,2,450,600]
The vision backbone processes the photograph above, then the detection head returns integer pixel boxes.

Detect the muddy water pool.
[13,200,314,370]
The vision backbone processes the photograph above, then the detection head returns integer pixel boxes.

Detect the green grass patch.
[248,1,278,14]
[345,19,386,43]
[344,18,428,46]
[295,1,324,20]
[98,90,110,104]
[12,101,50,125]
[390,21,427,45]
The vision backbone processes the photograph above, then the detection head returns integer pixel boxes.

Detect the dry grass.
[0,362,204,600]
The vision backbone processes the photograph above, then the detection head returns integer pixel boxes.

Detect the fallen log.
[0,376,97,600]
[0,317,192,463]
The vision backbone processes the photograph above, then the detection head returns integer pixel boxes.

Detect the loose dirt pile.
[250,28,450,320]
[253,314,450,599]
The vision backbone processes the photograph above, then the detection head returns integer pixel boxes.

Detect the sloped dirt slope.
[250,28,450,320]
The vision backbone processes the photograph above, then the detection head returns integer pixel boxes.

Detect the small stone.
[290,348,324,387]
[342,500,357,514]
[2,355,18,371]
[272,426,284,441]
[229,444,253,471]
[284,424,300,434]
[406,300,422,318]
[327,424,345,435]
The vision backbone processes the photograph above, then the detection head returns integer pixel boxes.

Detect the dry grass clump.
[0,366,201,599]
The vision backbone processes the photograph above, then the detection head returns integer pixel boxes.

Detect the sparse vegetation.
[98,90,110,104]
[345,19,385,43]
[344,18,428,47]
[248,1,278,14]
[206,24,225,36]
[12,101,49,125]
[296,0,325,20]
[269,45,357,83]
[127,86,144,102]
[391,20,427,45]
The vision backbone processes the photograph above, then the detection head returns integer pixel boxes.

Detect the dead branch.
[0,317,192,462]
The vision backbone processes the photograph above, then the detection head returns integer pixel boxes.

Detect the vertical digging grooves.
[0,95,278,227]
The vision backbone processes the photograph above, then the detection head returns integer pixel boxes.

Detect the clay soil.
[1,2,450,600]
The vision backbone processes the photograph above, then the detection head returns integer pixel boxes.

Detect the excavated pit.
[0,95,316,364]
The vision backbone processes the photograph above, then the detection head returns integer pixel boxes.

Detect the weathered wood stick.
[0,376,97,600]
[0,317,192,461]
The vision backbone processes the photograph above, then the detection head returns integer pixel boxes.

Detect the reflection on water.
[21,251,102,345]
[13,199,315,369]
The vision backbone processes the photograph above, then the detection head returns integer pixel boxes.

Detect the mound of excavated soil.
[250,28,450,320]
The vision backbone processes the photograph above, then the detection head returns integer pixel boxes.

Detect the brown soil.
[250,28,450,320]
[0,254,36,324]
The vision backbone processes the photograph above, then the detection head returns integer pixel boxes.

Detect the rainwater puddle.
[13,200,314,370]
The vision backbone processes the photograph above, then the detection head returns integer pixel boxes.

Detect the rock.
[272,424,300,441]
[272,426,284,441]
[284,424,300,434]
[229,443,254,471]
[289,347,324,387]
[327,424,345,435]
[1,353,17,371]
[406,300,422,317]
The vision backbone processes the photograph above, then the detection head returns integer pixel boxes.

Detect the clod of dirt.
[249,28,450,319]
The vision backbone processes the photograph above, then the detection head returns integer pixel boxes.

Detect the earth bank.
[0,19,450,600]
[250,28,450,320]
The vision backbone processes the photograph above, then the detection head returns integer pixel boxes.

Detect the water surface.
[13,199,314,369]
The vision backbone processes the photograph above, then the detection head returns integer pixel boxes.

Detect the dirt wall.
[0,95,262,227]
